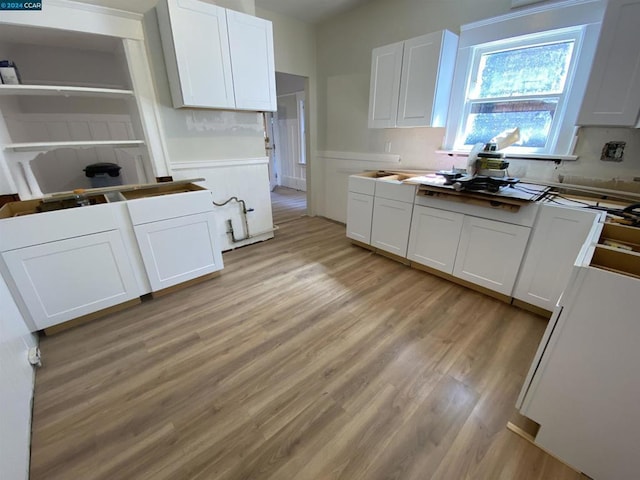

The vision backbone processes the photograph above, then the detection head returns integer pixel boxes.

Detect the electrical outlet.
[601,141,625,162]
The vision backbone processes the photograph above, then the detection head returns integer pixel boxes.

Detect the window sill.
[435,149,578,161]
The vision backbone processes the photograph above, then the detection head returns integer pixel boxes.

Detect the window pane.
[471,42,574,99]
[462,100,557,148]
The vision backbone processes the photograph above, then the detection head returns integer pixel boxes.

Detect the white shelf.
[4,140,145,152]
[0,84,134,98]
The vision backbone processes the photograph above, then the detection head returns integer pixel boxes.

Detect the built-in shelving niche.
[0,24,152,196]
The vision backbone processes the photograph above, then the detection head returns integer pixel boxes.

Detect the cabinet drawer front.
[348,175,376,195]
[374,180,416,203]
[2,230,138,330]
[346,192,374,244]
[0,203,119,252]
[371,197,413,257]
[134,212,223,291]
[126,190,213,225]
[453,216,531,295]
[407,205,463,274]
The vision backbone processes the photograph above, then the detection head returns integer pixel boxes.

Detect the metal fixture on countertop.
[437,128,522,194]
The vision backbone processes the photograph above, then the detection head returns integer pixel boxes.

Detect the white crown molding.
[462,0,604,31]
[48,0,143,21]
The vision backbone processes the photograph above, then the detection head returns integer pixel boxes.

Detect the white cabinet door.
[227,10,276,112]
[0,275,36,480]
[346,192,374,244]
[513,205,600,310]
[368,42,404,128]
[520,267,640,480]
[407,205,463,274]
[397,30,458,127]
[134,212,223,291]
[2,230,139,330]
[453,216,530,295]
[577,0,640,126]
[371,197,413,257]
[157,0,235,109]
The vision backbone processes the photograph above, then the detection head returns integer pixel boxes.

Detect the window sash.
[453,27,584,154]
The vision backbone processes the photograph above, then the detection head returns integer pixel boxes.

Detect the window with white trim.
[443,0,606,158]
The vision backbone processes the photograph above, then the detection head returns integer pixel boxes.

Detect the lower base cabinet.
[2,230,139,330]
[513,204,602,310]
[346,191,374,244]
[370,196,413,257]
[134,211,223,291]
[407,205,463,274]
[453,216,530,296]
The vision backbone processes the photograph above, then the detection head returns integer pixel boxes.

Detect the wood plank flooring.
[30,216,587,479]
[271,186,306,225]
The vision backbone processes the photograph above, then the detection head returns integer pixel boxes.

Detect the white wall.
[171,158,275,251]
[255,8,318,210]
[142,9,266,162]
[0,275,37,480]
[315,0,640,222]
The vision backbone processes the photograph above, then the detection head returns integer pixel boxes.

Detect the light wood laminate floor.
[271,186,306,225]
[30,216,586,480]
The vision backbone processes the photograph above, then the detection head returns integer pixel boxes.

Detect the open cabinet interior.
[591,222,640,279]
[0,24,154,196]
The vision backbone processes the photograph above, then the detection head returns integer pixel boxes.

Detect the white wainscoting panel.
[171,157,274,251]
[317,150,402,223]
[5,113,146,193]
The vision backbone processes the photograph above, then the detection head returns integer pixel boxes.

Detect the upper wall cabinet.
[226,10,277,111]
[577,0,640,126]
[368,30,458,129]
[157,0,276,111]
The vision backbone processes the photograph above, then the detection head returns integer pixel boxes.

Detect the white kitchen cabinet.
[397,30,458,127]
[453,216,530,295]
[370,197,414,257]
[346,191,374,244]
[368,30,458,129]
[226,10,276,112]
[577,0,640,126]
[125,188,223,291]
[2,230,139,330]
[157,0,234,109]
[407,205,464,274]
[133,212,222,291]
[518,222,640,479]
[368,42,404,128]
[157,0,276,111]
[513,204,603,310]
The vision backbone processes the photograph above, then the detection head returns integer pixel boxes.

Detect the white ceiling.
[254,0,373,23]
[69,0,372,23]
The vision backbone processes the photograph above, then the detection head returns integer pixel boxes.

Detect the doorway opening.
[267,72,308,225]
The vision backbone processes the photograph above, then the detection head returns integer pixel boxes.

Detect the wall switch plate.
[601,141,625,162]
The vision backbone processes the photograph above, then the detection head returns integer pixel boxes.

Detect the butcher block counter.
[0,180,223,333]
